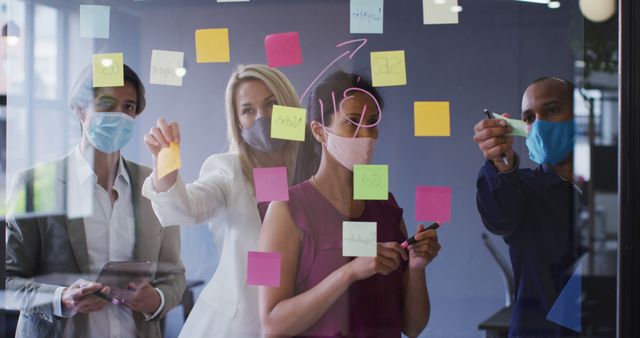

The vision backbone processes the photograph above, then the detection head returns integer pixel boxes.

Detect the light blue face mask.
[525,119,575,165]
[86,112,135,154]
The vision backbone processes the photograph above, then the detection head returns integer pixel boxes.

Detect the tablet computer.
[95,260,153,290]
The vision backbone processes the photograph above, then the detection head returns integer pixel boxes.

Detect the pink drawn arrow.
[300,38,368,103]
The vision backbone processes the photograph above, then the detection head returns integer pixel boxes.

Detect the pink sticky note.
[264,32,302,68]
[415,186,452,223]
[247,251,281,287]
[254,167,289,202]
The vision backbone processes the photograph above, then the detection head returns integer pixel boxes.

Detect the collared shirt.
[476,155,581,337]
[52,146,164,338]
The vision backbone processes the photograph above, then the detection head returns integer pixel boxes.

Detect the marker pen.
[483,109,509,166]
[401,222,439,249]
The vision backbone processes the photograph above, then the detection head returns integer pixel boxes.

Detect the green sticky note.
[354,164,388,200]
[370,50,406,87]
[271,105,306,141]
[92,53,124,88]
[492,113,528,137]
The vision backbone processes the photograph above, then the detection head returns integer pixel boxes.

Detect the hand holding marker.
[401,222,440,249]
[483,109,509,167]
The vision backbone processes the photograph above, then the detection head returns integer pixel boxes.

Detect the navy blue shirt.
[476,156,580,338]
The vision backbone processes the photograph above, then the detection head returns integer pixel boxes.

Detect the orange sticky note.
[414,101,451,137]
[195,28,230,63]
[157,143,181,179]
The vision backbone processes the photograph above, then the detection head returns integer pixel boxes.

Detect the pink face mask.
[323,129,376,171]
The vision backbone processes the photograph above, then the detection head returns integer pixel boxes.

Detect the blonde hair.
[224,64,301,187]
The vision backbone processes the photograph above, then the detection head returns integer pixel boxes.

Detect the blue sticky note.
[80,5,110,39]
[350,0,384,34]
[546,258,583,333]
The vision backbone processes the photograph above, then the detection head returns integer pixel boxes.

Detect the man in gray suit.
[5,64,186,337]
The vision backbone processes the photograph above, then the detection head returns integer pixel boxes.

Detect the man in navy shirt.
[473,77,581,337]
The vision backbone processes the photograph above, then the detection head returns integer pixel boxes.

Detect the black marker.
[483,109,509,166]
[401,222,439,249]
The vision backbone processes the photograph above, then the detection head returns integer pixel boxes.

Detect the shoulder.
[123,159,152,178]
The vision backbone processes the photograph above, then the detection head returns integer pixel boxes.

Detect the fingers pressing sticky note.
[150,50,185,86]
[157,143,182,179]
[492,113,528,137]
[265,32,302,68]
[415,186,452,224]
[80,5,110,39]
[195,28,230,63]
[354,164,388,200]
[414,101,451,137]
[247,251,281,287]
[423,0,460,25]
[92,53,124,88]
[343,221,377,257]
[370,50,406,87]
[350,0,384,34]
[253,167,289,202]
[271,105,306,141]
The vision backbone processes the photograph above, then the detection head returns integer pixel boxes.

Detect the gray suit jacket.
[5,155,186,338]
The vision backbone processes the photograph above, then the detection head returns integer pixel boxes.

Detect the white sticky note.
[423,0,459,25]
[343,221,377,257]
[350,0,384,34]
[492,113,528,137]
[150,50,185,86]
[80,5,110,39]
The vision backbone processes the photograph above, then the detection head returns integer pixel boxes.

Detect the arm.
[149,224,186,319]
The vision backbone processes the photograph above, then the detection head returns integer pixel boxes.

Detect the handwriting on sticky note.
[247,251,281,287]
[157,143,181,179]
[370,50,406,87]
[253,167,289,202]
[423,0,459,25]
[150,50,184,86]
[414,101,451,137]
[343,222,377,257]
[415,186,451,223]
[350,0,384,34]
[271,105,306,141]
[354,164,388,200]
[265,32,302,68]
[92,53,124,88]
[80,5,110,39]
[492,113,528,137]
[195,28,230,63]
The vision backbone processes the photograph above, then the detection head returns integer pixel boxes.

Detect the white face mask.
[323,129,376,171]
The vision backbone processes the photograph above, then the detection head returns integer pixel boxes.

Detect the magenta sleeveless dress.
[285,180,407,338]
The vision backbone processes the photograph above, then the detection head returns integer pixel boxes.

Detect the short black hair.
[69,64,146,114]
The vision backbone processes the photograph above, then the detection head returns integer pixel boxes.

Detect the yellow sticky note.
[92,53,124,88]
[157,143,182,179]
[370,50,406,87]
[195,28,230,63]
[414,101,451,137]
[271,105,306,141]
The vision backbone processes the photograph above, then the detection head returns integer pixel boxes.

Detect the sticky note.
[343,222,377,257]
[350,0,384,34]
[195,28,230,63]
[247,251,281,287]
[271,105,306,141]
[414,101,451,137]
[92,53,124,88]
[264,32,303,68]
[415,186,451,223]
[354,164,388,200]
[492,113,528,137]
[370,50,406,87]
[80,5,110,39]
[157,143,181,179]
[150,50,185,86]
[423,0,459,25]
[254,167,289,202]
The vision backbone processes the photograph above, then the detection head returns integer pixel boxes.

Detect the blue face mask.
[86,112,135,153]
[525,119,575,165]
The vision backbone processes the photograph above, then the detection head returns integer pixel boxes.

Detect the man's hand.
[121,281,161,315]
[473,113,516,172]
[61,279,110,315]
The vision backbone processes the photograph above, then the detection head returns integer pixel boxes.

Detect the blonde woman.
[141,64,303,337]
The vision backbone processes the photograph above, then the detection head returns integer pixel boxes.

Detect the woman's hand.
[406,224,441,271]
[347,242,408,281]
[144,118,181,157]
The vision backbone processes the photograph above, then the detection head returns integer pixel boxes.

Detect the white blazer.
[142,153,262,337]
